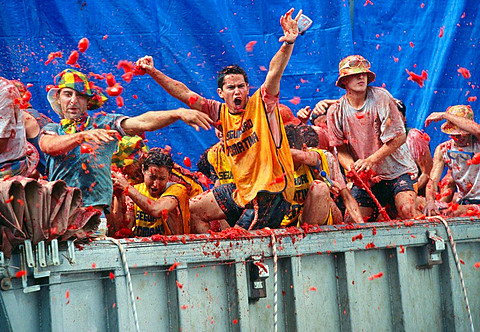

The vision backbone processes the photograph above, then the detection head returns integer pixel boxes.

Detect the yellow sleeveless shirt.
[132,182,190,236]
[220,89,295,207]
[281,148,331,226]
[207,142,234,185]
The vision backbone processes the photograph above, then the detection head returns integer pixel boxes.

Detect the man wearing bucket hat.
[424,105,480,216]
[0,77,39,179]
[39,69,212,213]
[327,55,420,221]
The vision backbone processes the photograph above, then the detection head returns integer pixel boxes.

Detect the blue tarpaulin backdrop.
[0,0,478,168]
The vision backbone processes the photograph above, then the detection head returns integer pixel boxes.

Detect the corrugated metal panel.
[1,218,479,331]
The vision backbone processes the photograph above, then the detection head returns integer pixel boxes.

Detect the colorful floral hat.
[441,105,474,135]
[47,69,107,116]
[336,55,376,89]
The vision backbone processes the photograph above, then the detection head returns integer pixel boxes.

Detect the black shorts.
[351,173,415,213]
[212,183,291,230]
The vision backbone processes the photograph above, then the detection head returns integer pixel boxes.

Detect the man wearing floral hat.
[424,105,480,216]
[39,69,212,212]
[327,55,420,221]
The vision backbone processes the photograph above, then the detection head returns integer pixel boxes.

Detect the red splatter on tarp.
[259,66,267,71]
[289,96,301,105]
[458,67,471,79]
[409,42,414,48]
[106,73,116,87]
[183,156,192,168]
[368,272,383,280]
[45,51,63,65]
[103,35,108,40]
[439,26,445,38]
[245,41,257,52]
[405,69,428,87]
[364,0,373,6]
[15,270,27,278]
[66,51,79,65]
[106,84,123,96]
[109,272,115,279]
[116,96,124,107]
[468,96,477,102]
[78,38,89,53]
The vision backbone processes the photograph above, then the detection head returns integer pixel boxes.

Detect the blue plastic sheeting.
[2,1,478,170]
[352,0,480,153]
[0,0,352,168]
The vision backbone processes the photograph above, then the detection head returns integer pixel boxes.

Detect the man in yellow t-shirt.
[136,9,304,232]
[110,149,190,236]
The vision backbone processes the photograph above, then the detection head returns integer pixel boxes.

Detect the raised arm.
[425,111,480,140]
[264,8,302,96]
[137,56,204,111]
[121,108,212,136]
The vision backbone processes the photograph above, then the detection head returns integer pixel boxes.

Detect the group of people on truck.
[0,9,478,239]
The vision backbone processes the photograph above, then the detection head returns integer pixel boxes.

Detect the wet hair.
[285,124,320,150]
[298,125,319,148]
[142,148,174,173]
[396,100,406,117]
[217,64,248,89]
[284,124,301,150]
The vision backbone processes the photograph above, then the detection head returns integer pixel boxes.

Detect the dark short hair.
[285,124,319,150]
[217,64,248,89]
[396,100,406,117]
[142,148,174,172]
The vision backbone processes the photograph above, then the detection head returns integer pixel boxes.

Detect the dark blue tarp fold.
[0,0,478,167]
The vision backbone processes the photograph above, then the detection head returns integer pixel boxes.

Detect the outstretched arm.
[137,56,204,111]
[121,108,212,136]
[264,8,302,96]
[39,129,117,156]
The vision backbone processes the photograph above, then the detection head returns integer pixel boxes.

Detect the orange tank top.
[220,89,295,206]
